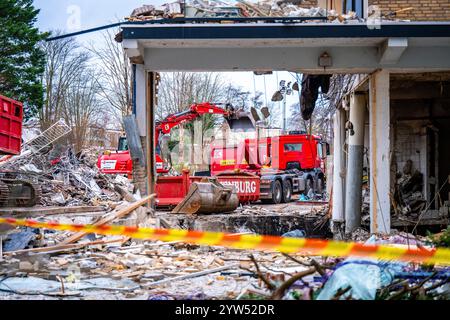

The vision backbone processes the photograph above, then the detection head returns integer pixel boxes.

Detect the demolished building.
[1,0,450,301]
[330,71,450,236]
[119,0,450,236]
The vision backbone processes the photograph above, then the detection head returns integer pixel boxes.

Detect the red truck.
[210,132,330,204]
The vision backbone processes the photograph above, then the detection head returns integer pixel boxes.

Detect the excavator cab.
[118,136,128,151]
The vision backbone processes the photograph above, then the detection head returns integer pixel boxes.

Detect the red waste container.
[0,95,23,155]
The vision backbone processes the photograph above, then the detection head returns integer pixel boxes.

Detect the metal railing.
[23,119,72,154]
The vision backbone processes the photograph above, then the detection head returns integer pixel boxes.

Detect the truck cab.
[210,132,330,204]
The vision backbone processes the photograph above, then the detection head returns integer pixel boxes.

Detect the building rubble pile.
[360,159,429,224]
[0,228,448,300]
[235,203,327,217]
[393,160,427,217]
[0,146,133,207]
[126,0,363,22]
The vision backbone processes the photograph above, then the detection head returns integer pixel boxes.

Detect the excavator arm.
[99,102,254,177]
[155,102,232,143]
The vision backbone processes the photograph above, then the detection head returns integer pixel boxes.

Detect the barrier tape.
[1,217,449,265]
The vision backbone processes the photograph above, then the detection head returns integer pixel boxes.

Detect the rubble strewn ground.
[0,134,449,300]
[1,227,449,300]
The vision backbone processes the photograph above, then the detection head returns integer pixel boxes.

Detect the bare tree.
[265,101,282,128]
[157,72,225,119]
[157,72,226,170]
[89,29,132,127]
[40,32,89,130]
[62,69,103,153]
[289,94,333,141]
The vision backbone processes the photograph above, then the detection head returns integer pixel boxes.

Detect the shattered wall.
[437,117,450,204]
[391,78,450,209]
[393,121,427,183]
[370,0,450,21]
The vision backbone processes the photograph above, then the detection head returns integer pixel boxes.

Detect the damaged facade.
[326,1,450,236]
[1,0,450,301]
[331,71,450,236]
[121,0,450,237]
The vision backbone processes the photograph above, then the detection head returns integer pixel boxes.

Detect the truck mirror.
[326,143,331,156]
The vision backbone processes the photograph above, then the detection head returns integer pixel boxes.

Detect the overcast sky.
[33,0,300,122]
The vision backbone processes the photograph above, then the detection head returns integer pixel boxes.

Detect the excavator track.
[0,178,42,208]
[0,180,10,207]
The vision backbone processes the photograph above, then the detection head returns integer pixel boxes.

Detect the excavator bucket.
[226,110,257,132]
[172,178,239,215]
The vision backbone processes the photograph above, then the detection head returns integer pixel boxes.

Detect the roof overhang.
[121,22,450,73]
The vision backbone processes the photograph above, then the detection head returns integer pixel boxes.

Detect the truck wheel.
[282,180,292,203]
[305,177,314,196]
[317,177,324,194]
[271,180,283,204]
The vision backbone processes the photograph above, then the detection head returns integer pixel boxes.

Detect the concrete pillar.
[369,70,391,234]
[135,64,147,137]
[332,108,345,223]
[146,72,157,203]
[345,93,366,234]
[132,64,148,195]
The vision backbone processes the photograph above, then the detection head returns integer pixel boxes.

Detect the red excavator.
[98,102,252,177]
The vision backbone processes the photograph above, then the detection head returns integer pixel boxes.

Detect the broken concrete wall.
[335,72,450,232]
[383,74,450,219]
[437,117,450,204]
[393,120,427,190]
[391,84,450,207]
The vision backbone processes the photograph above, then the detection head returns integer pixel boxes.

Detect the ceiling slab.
[122,22,450,73]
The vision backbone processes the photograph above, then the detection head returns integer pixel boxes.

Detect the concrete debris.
[126,1,375,22]
[349,227,371,242]
[0,199,447,300]
[394,160,427,216]
[0,145,133,207]
[128,2,183,21]
[0,128,447,301]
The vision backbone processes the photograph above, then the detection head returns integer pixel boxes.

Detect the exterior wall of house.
[393,121,427,179]
[308,0,450,21]
[369,0,450,21]
[391,97,450,205]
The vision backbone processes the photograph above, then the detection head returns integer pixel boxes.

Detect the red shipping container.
[0,95,23,155]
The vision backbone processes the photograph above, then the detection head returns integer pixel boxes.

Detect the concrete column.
[369,70,391,234]
[135,64,147,137]
[131,65,148,195]
[146,72,157,203]
[345,92,366,234]
[332,108,345,223]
